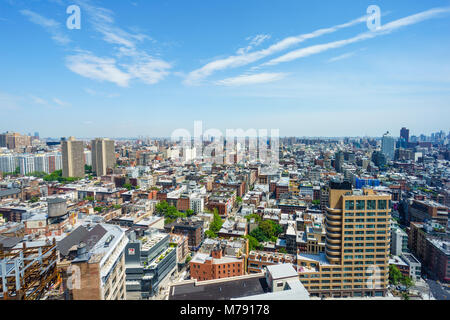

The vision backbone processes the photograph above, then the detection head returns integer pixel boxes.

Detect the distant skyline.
[1,0,450,137]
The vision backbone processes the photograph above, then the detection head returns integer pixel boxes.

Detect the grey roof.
[169,276,269,300]
[0,188,21,197]
[0,235,22,249]
[57,224,107,256]
[57,226,90,256]
[266,264,298,279]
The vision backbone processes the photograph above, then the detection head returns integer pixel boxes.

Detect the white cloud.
[30,95,48,105]
[327,51,358,63]
[64,0,171,86]
[185,15,368,85]
[53,98,70,107]
[66,53,132,87]
[20,9,70,45]
[237,34,271,55]
[215,73,287,86]
[263,7,450,67]
[126,57,172,85]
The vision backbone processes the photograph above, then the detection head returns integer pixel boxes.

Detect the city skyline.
[1,0,450,137]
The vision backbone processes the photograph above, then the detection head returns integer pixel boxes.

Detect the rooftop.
[266,263,298,279]
[169,274,269,300]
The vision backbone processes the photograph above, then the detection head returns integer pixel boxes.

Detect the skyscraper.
[381,132,395,160]
[91,138,115,176]
[400,127,409,143]
[297,181,391,298]
[61,137,85,178]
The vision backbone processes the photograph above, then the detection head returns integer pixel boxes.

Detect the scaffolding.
[0,238,58,300]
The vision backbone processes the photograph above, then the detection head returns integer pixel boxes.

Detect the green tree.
[165,217,176,225]
[29,196,39,203]
[84,165,93,174]
[210,210,224,233]
[185,255,192,264]
[205,230,217,239]
[259,220,275,238]
[245,214,261,223]
[244,235,262,251]
[236,196,242,204]
[279,247,287,254]
[123,183,132,191]
[312,199,321,205]
[186,209,195,217]
[389,265,403,285]
[250,228,269,243]
[401,275,414,288]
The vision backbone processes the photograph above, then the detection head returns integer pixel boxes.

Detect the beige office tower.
[91,138,115,176]
[297,181,391,298]
[61,137,85,178]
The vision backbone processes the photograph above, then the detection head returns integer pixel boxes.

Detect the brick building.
[189,248,245,281]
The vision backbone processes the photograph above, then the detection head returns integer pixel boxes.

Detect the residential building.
[296,180,391,298]
[61,137,85,178]
[189,246,245,281]
[91,138,115,177]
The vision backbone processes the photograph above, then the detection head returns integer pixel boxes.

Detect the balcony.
[326,243,341,250]
[326,211,342,220]
[326,225,342,233]
[326,218,342,226]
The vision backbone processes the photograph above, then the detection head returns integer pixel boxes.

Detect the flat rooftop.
[169,275,269,300]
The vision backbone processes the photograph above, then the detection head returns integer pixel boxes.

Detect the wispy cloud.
[53,98,70,107]
[327,51,359,63]
[29,95,70,108]
[20,9,70,45]
[237,34,271,55]
[64,0,171,86]
[215,72,288,86]
[30,95,48,105]
[263,7,450,67]
[66,52,132,87]
[184,15,368,85]
[84,88,120,98]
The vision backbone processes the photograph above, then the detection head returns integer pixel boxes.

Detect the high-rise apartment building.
[91,138,115,177]
[297,181,391,298]
[0,132,31,150]
[381,131,395,160]
[61,137,85,178]
[400,127,410,143]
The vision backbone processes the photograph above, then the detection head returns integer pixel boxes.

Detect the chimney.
[211,246,223,259]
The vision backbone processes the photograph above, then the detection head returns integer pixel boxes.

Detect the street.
[426,279,450,300]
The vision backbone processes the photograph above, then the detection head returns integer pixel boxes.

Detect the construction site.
[0,238,60,300]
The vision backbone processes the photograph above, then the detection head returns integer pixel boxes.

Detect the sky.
[0,0,450,139]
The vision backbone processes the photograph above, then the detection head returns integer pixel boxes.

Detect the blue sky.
[1,0,449,138]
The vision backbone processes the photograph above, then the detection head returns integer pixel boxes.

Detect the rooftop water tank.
[47,198,67,218]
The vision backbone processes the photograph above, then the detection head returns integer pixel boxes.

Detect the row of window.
[345,224,388,229]
[344,199,389,211]
[344,212,388,217]
[343,231,390,236]
[345,218,387,222]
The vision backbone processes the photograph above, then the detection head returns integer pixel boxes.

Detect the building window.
[345,200,354,210]
[378,200,387,210]
[367,200,376,210]
[356,200,365,210]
